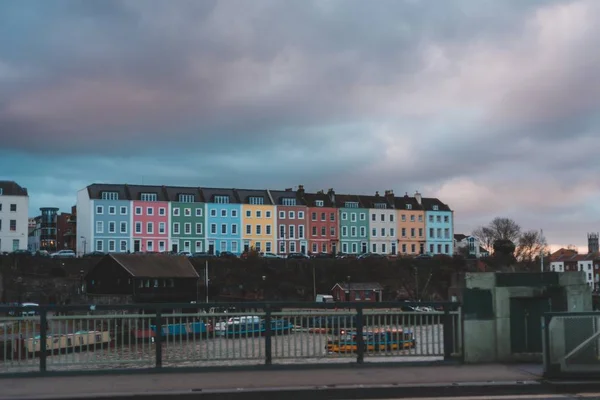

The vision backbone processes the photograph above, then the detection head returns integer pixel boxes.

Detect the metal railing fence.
[0,302,461,375]
[543,311,600,378]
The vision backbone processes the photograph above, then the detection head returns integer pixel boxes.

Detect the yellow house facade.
[238,189,277,254]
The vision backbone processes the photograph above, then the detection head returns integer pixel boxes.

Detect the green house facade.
[163,187,206,254]
[332,192,369,254]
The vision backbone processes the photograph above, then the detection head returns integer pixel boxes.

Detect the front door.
[332,243,337,256]
[509,297,550,353]
[300,243,306,254]
[134,240,141,252]
[172,242,179,253]
[361,242,367,254]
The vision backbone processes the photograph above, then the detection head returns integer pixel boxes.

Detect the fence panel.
[0,302,461,375]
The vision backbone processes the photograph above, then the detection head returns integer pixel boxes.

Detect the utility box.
[460,271,591,363]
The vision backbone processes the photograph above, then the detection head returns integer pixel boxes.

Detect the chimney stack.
[327,188,335,202]
[375,191,380,197]
[297,185,305,196]
[414,191,422,205]
[384,189,394,202]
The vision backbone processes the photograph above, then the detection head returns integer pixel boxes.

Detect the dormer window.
[249,196,264,205]
[101,191,119,200]
[281,198,296,206]
[315,200,324,207]
[141,193,157,202]
[432,205,439,211]
[405,204,412,210]
[214,195,229,204]
[345,201,359,208]
[0,188,3,195]
[178,194,195,203]
[374,203,386,209]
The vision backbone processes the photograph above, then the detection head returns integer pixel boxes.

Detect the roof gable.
[107,254,199,278]
[332,282,384,291]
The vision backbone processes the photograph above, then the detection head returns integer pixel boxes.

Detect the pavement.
[2,363,600,400]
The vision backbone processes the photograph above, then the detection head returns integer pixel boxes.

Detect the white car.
[50,250,76,258]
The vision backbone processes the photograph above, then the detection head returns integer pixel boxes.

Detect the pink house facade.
[132,200,170,253]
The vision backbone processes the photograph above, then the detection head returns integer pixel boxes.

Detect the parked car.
[50,250,76,258]
[357,253,387,260]
[34,250,50,257]
[219,251,238,259]
[83,251,106,258]
[287,253,309,259]
[178,251,193,257]
[191,252,214,259]
[261,252,282,259]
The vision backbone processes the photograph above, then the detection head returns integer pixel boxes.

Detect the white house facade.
[453,234,487,258]
[0,181,29,252]
[362,194,398,255]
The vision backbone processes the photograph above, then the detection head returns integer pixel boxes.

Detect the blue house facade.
[201,188,242,254]
[91,199,132,254]
[423,198,453,255]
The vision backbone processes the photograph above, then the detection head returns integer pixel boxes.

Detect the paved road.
[375,396,600,400]
[0,364,543,399]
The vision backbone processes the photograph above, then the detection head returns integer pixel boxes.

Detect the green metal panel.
[510,297,550,353]
[496,273,559,288]
[462,289,494,320]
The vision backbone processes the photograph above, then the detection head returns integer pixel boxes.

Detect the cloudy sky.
[1,0,599,251]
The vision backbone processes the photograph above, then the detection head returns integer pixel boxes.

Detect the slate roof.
[302,191,335,207]
[235,189,273,205]
[87,184,129,200]
[108,254,199,278]
[125,185,169,202]
[421,197,452,212]
[199,188,240,204]
[164,186,205,203]
[393,195,424,211]
[333,193,365,208]
[358,192,394,209]
[269,189,306,206]
[0,181,28,196]
[333,282,384,291]
[454,234,468,241]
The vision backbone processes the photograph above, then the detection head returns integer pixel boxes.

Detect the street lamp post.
[80,236,87,256]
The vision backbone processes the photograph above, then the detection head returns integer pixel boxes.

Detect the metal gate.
[543,311,600,378]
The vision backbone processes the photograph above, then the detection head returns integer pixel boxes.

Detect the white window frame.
[108,240,116,252]
[120,221,127,234]
[221,209,227,217]
[120,206,127,215]
[135,222,142,234]
[159,222,166,234]
[279,211,285,219]
[159,207,166,216]
[147,207,154,216]
[196,208,203,217]
[120,240,127,252]
[196,223,202,235]
[96,221,104,234]
[96,240,103,252]
[147,222,154,234]
[108,221,116,234]
[173,223,180,234]
[135,207,142,215]
[185,223,192,235]
[298,211,305,219]
[96,206,104,215]
[108,206,116,215]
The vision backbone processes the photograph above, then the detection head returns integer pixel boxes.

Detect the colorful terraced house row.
[76,184,454,257]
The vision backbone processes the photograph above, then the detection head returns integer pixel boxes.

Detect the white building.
[362,192,398,255]
[0,181,29,252]
[454,234,488,258]
[549,253,596,289]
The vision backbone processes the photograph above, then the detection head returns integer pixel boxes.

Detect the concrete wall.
[463,272,592,364]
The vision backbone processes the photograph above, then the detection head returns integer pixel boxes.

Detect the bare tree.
[472,226,495,252]
[515,230,548,263]
[472,217,521,252]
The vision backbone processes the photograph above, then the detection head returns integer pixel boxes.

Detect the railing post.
[155,308,162,368]
[443,306,453,360]
[39,308,48,373]
[264,304,272,365]
[356,306,364,364]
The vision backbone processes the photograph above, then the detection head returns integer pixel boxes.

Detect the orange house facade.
[395,195,426,255]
